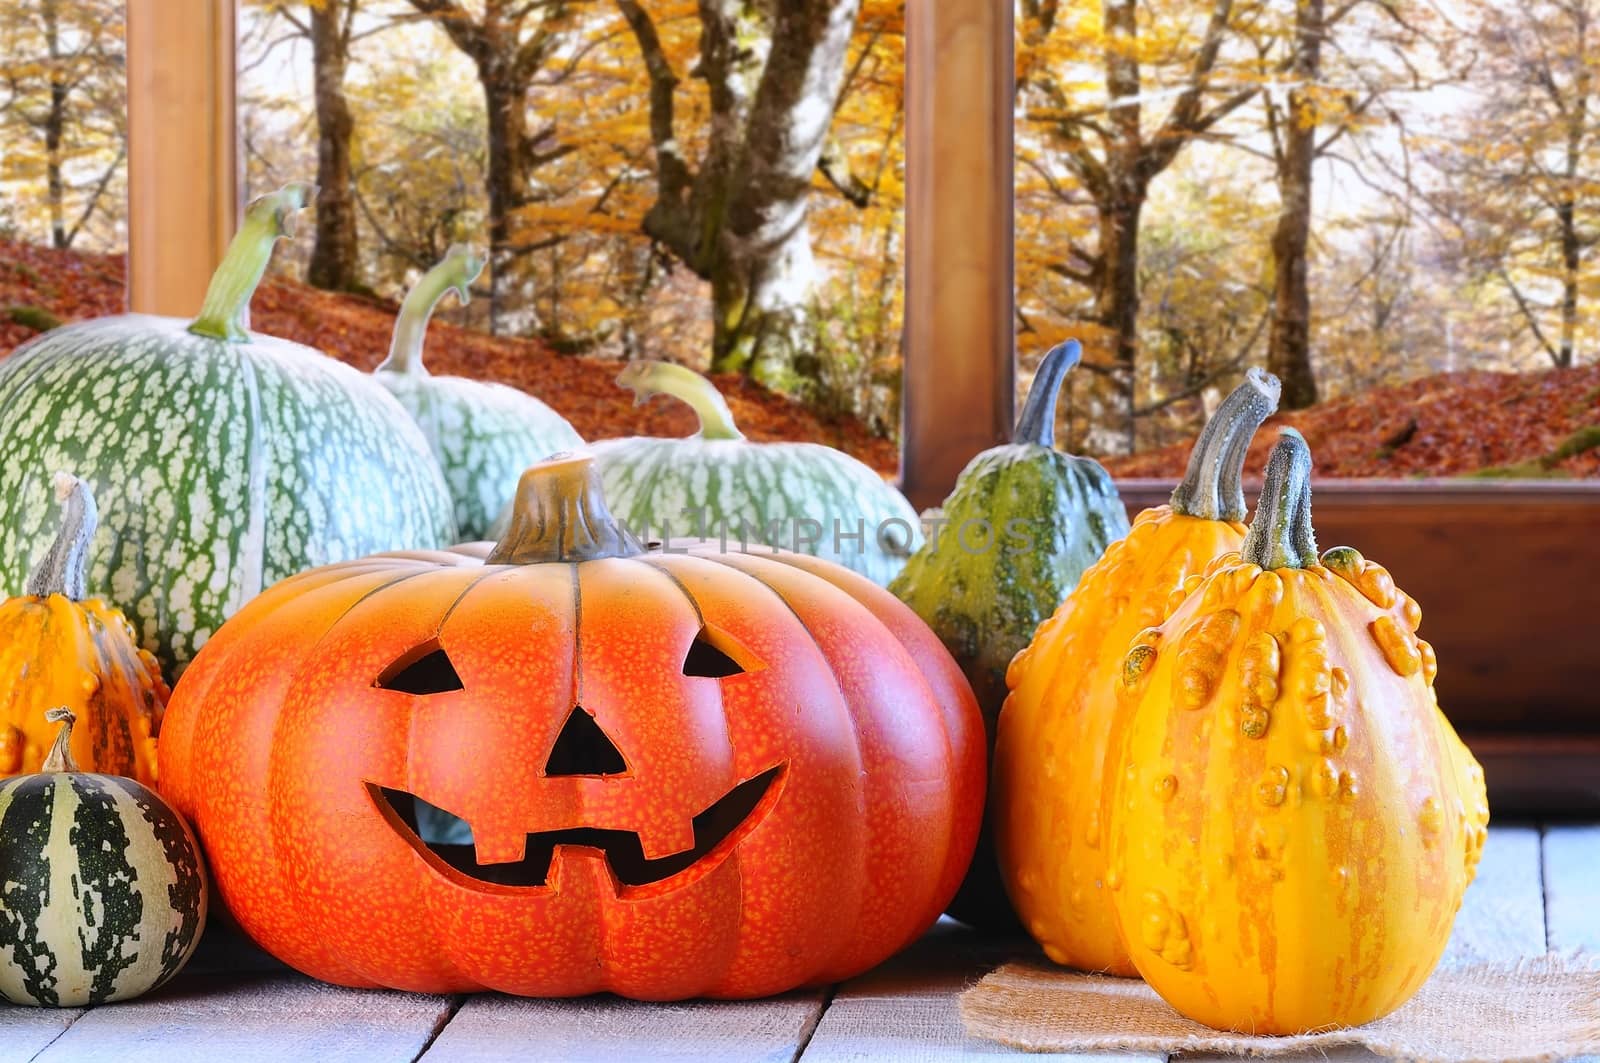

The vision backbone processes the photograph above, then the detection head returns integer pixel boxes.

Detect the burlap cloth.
[959,954,1600,1062]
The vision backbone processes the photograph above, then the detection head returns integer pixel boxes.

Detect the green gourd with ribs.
[889,340,1129,927]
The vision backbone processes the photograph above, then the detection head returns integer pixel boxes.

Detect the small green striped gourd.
[375,245,583,539]
[889,340,1130,928]
[559,361,923,586]
[0,709,206,1007]
[0,185,456,675]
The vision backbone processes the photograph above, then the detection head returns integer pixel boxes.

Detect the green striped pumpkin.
[568,360,922,586]
[888,340,1129,928]
[375,245,583,540]
[0,709,206,1007]
[0,185,456,675]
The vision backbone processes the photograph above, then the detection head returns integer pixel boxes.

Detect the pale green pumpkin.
[0,185,456,675]
[495,361,923,585]
[375,245,583,540]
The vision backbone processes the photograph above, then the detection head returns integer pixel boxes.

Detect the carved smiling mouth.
[368,764,784,890]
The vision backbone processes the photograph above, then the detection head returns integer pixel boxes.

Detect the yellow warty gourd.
[996,370,1280,975]
[0,473,167,784]
[1107,429,1489,1034]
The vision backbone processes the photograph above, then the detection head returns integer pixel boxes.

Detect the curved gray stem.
[26,473,97,601]
[1241,428,1319,570]
[1013,341,1082,448]
[1171,368,1281,521]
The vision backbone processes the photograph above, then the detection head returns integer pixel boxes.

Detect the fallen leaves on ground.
[5,238,1597,480]
[0,239,900,474]
[1102,367,1600,479]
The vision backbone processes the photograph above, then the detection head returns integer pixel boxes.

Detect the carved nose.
[545,707,627,777]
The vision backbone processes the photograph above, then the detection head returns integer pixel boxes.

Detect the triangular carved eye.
[376,642,464,695]
[682,626,759,678]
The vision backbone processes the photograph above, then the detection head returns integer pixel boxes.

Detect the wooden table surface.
[3,823,1594,1063]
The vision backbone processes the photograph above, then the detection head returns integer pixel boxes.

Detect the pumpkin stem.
[25,472,97,601]
[1013,341,1081,449]
[1171,368,1282,521]
[615,360,745,442]
[378,244,486,377]
[488,452,646,565]
[1241,428,1319,571]
[188,183,315,342]
[40,708,80,774]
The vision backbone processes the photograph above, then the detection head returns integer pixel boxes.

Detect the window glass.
[1016,0,1600,479]
[235,0,904,472]
[0,0,128,341]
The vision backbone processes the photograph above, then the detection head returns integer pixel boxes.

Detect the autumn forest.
[3,0,1600,475]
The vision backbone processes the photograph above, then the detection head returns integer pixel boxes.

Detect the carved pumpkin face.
[158,455,984,1000]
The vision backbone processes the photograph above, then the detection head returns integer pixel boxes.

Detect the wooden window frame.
[126,0,1599,812]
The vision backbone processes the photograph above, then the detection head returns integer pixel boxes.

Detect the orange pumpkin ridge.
[159,453,984,999]
[996,370,1281,976]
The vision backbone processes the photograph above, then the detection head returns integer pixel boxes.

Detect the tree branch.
[818,136,873,207]
[1498,266,1563,365]
[63,142,125,248]
[406,0,486,61]
[615,0,694,219]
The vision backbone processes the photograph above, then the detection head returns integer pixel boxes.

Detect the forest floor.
[4,238,1597,479]
[0,239,898,472]
[1103,364,1600,480]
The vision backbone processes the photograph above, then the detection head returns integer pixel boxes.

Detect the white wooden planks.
[1441,824,1549,967]
[421,991,827,1063]
[30,974,457,1063]
[799,920,1165,1062]
[0,1008,80,1063]
[0,823,1578,1063]
[1542,825,1600,1063]
[1542,824,1600,953]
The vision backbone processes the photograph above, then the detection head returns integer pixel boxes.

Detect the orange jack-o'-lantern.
[158,453,984,999]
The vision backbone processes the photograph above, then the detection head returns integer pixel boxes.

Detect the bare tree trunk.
[480,59,532,332]
[40,0,68,249]
[1267,0,1322,408]
[1557,9,1589,372]
[45,81,67,249]
[710,214,819,384]
[622,0,861,390]
[306,0,363,293]
[712,0,859,386]
[1097,190,1145,378]
[1557,201,1579,369]
[407,0,574,335]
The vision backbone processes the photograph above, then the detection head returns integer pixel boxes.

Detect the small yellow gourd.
[0,473,168,784]
[996,370,1280,975]
[1107,429,1489,1034]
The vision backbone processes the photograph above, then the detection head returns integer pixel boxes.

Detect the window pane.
[0,0,128,334]
[235,0,904,476]
[1015,0,1600,480]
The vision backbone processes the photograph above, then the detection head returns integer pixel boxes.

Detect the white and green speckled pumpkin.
[554,360,922,586]
[0,185,456,675]
[0,708,207,1007]
[375,244,583,539]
